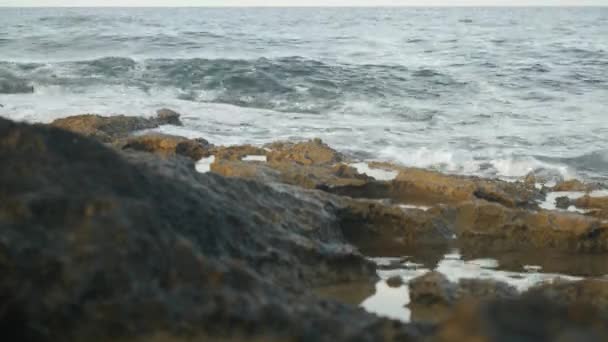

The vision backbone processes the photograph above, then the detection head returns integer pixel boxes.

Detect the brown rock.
[552,179,599,192]
[386,275,405,288]
[267,138,342,166]
[574,196,608,210]
[155,108,183,126]
[51,112,183,143]
[449,200,608,252]
[329,164,541,209]
[435,296,608,342]
[212,145,267,161]
[409,272,517,307]
[118,133,211,160]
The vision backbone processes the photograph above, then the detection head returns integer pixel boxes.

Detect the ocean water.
[1,7,607,181]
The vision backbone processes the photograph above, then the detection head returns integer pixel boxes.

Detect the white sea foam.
[242,155,267,162]
[538,190,608,212]
[351,162,398,181]
[361,251,581,322]
[195,156,215,174]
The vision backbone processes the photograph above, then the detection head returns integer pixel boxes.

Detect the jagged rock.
[51,112,183,143]
[555,196,572,209]
[552,179,599,192]
[117,133,211,160]
[330,166,542,209]
[267,138,343,165]
[434,295,608,342]
[447,200,608,252]
[386,276,404,288]
[574,195,608,210]
[0,117,437,342]
[526,278,608,313]
[336,200,449,256]
[409,272,517,306]
[212,144,267,161]
[155,108,183,126]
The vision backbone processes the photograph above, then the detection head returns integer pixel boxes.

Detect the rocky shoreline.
[2,109,608,341]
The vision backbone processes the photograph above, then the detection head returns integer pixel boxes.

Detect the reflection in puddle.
[360,250,582,323]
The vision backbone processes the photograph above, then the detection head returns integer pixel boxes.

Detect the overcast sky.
[1,0,607,6]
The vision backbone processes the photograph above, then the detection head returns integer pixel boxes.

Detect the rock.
[118,133,211,160]
[51,112,183,143]
[409,272,517,307]
[155,108,183,126]
[336,199,450,256]
[552,179,599,192]
[448,200,608,252]
[386,276,404,288]
[523,168,565,186]
[1,117,436,342]
[526,278,608,313]
[331,166,542,209]
[212,145,267,161]
[435,295,608,342]
[574,196,608,210]
[267,138,343,165]
[555,196,572,209]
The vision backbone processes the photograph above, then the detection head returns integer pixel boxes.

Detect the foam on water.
[195,156,215,174]
[351,162,399,181]
[243,155,267,162]
[539,189,608,212]
[361,251,582,323]
[1,7,607,182]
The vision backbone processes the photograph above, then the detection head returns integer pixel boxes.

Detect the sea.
[1,7,607,182]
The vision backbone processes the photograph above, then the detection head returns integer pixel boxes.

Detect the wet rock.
[555,196,572,209]
[409,272,517,307]
[331,165,542,209]
[337,200,450,256]
[552,179,600,192]
[386,276,405,288]
[51,112,183,143]
[448,200,608,252]
[117,133,211,160]
[1,117,438,342]
[574,195,608,210]
[212,144,267,161]
[155,108,183,126]
[523,168,565,186]
[266,138,343,165]
[526,278,608,313]
[435,296,608,342]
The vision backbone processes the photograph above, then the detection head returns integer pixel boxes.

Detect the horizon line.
[1,5,607,8]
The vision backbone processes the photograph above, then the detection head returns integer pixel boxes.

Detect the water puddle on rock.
[356,250,588,323]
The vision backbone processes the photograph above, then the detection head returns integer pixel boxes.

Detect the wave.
[0,56,463,114]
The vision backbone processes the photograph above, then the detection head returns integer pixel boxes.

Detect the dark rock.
[155,108,183,126]
[435,295,608,342]
[409,272,516,307]
[555,196,572,209]
[0,117,434,341]
[386,276,404,288]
